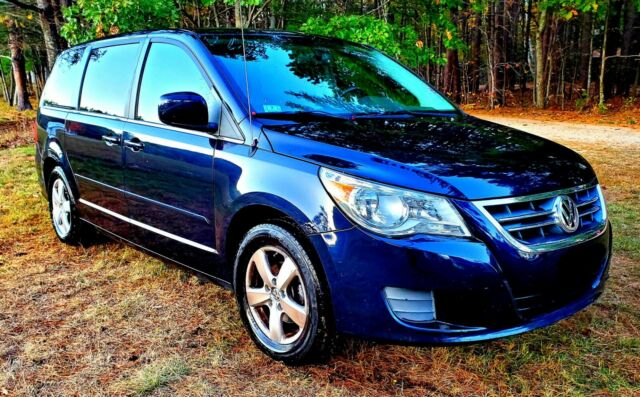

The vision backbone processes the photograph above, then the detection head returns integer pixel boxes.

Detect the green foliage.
[598,102,608,113]
[538,0,605,19]
[60,0,180,45]
[300,15,455,69]
[222,0,262,5]
[575,92,590,111]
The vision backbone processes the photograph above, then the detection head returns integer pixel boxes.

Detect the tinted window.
[137,43,218,124]
[41,47,85,108]
[80,43,140,116]
[202,35,456,116]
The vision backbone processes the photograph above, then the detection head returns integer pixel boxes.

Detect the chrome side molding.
[79,198,218,254]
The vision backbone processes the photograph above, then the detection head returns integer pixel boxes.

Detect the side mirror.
[158,92,218,132]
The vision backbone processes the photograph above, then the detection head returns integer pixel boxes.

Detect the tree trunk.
[534,7,548,108]
[599,4,610,108]
[483,9,496,109]
[444,47,461,102]
[38,0,64,69]
[235,0,242,28]
[603,0,623,98]
[4,0,64,69]
[619,0,639,95]
[8,20,32,111]
[444,9,461,102]
[523,0,532,104]
[50,0,67,46]
[469,12,482,92]
[578,13,593,89]
[492,0,504,105]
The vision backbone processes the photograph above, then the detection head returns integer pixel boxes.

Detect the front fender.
[228,191,329,235]
[213,142,353,254]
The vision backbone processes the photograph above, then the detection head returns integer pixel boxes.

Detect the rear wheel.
[234,223,333,364]
[48,166,84,244]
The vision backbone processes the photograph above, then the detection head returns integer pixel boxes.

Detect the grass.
[0,100,36,123]
[0,101,36,149]
[123,358,190,396]
[609,202,640,260]
[0,122,639,395]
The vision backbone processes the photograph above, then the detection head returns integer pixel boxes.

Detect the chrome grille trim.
[495,209,555,223]
[504,219,557,233]
[580,205,600,217]
[577,196,598,207]
[473,184,608,253]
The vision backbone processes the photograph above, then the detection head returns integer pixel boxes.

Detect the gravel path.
[476,116,640,148]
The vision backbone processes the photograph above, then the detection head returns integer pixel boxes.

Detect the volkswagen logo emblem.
[552,195,580,233]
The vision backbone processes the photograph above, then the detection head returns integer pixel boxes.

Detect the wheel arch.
[42,157,59,195]
[222,201,331,295]
[224,203,310,267]
[42,139,79,200]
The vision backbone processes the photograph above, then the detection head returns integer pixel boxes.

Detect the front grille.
[476,184,607,251]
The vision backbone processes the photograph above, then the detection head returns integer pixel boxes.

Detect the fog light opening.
[384,287,436,323]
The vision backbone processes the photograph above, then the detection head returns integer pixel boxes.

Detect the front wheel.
[234,224,333,364]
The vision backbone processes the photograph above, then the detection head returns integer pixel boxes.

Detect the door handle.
[124,137,144,152]
[102,135,121,146]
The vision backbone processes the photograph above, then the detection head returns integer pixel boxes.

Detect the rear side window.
[80,43,140,117]
[41,47,85,108]
[136,43,218,124]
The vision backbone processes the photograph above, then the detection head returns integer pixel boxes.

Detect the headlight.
[319,167,470,237]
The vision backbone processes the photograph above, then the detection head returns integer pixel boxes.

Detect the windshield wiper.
[252,110,349,121]
[352,109,457,119]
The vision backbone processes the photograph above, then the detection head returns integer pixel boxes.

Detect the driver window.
[136,43,219,124]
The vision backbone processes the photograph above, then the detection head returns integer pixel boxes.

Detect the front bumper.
[310,220,611,344]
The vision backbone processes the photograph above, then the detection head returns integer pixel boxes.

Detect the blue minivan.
[35,29,611,364]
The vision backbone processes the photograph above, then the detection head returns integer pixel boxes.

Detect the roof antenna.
[238,7,257,148]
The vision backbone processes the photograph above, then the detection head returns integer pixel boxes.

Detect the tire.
[47,166,85,244]
[233,223,333,364]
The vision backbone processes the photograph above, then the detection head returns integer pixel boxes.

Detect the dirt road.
[475,116,640,148]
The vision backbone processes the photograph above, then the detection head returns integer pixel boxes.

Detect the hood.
[262,115,596,200]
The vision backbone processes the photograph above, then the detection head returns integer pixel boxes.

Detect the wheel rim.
[245,245,309,350]
[51,178,72,238]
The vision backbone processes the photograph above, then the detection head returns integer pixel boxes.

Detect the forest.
[0,0,638,113]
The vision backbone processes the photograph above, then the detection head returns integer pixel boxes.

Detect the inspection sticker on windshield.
[263,105,282,112]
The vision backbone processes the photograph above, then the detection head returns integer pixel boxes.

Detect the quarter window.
[79,43,140,117]
[41,47,86,108]
[136,43,218,124]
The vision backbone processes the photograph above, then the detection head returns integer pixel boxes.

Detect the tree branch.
[604,54,640,60]
[1,0,42,13]
[248,0,272,26]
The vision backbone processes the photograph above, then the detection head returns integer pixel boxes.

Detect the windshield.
[201,34,457,117]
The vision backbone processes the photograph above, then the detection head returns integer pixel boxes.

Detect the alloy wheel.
[244,245,309,349]
[51,178,72,238]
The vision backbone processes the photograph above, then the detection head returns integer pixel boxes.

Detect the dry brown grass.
[0,125,639,396]
[0,102,36,150]
[465,105,640,130]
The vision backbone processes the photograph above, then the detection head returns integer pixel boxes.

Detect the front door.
[123,41,222,276]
